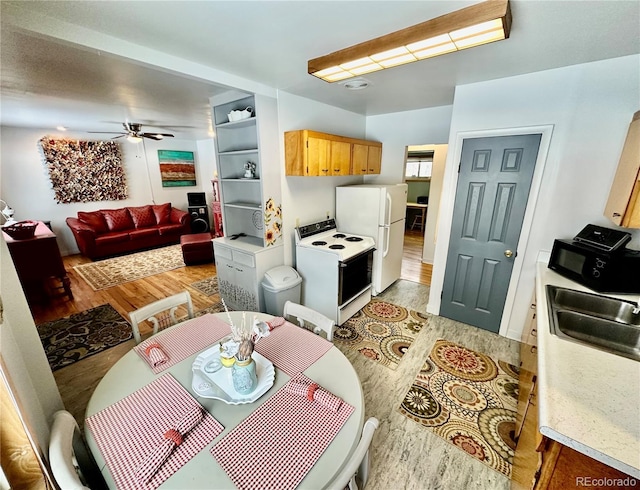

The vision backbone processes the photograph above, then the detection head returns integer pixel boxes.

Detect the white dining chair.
[326,417,379,490]
[129,291,194,344]
[283,300,335,341]
[49,410,91,490]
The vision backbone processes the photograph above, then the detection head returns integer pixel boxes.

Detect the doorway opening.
[401,144,447,286]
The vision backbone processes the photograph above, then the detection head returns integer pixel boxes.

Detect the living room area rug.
[74,245,185,290]
[190,276,219,296]
[36,304,133,372]
[398,339,519,478]
[333,299,427,370]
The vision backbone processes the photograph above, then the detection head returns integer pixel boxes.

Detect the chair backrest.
[129,291,194,344]
[283,301,335,341]
[49,410,91,490]
[326,417,379,490]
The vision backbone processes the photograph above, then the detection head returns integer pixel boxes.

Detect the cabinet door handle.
[613,212,622,217]
[530,345,537,354]
[334,168,340,172]
[531,328,537,337]
[321,169,328,173]
[226,264,233,268]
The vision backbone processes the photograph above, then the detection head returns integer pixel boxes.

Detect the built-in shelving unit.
[211,91,284,312]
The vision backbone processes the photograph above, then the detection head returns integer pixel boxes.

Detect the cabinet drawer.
[214,245,232,260]
[232,250,255,267]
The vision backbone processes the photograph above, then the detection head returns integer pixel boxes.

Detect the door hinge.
[458,161,461,173]
[440,290,443,299]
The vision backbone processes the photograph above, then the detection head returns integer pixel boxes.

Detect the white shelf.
[217,149,258,156]
[216,117,256,129]
[224,201,261,210]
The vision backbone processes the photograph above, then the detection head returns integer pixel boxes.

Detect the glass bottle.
[231,357,257,394]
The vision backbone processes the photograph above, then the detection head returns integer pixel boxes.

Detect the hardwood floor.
[401,228,433,285]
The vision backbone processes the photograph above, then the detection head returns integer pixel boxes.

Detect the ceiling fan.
[89,123,175,141]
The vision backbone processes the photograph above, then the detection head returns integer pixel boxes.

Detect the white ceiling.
[1,1,639,140]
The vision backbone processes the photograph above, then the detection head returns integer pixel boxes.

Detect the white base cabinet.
[213,238,283,312]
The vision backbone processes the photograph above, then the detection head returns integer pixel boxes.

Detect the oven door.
[338,248,373,306]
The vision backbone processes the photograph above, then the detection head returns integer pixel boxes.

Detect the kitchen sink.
[546,285,640,362]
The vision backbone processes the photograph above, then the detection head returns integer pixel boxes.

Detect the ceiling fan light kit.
[308,0,511,82]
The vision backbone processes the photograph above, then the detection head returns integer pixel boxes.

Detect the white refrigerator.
[336,184,408,295]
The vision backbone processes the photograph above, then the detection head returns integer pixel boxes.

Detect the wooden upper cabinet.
[285,130,382,176]
[604,110,640,228]
[353,143,382,175]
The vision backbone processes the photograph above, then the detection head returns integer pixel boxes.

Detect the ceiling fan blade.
[111,135,127,140]
[88,131,127,134]
[141,133,175,140]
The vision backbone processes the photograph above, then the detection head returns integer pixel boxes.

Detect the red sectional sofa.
[66,203,190,260]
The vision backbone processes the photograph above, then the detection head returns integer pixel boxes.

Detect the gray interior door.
[440,134,541,333]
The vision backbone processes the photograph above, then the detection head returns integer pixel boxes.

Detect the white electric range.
[295,219,375,325]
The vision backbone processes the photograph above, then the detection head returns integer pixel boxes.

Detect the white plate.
[191,344,275,404]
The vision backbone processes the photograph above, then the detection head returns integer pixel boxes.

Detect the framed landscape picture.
[158,150,196,187]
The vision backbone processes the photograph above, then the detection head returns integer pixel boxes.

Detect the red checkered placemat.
[86,374,224,490]
[254,321,333,376]
[134,314,231,373]
[211,373,354,490]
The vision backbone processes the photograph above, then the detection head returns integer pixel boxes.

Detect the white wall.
[429,54,640,340]
[0,127,215,255]
[365,105,453,184]
[277,92,367,265]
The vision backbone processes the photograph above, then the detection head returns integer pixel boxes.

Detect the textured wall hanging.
[39,138,127,203]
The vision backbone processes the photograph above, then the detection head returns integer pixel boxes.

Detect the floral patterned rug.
[398,339,519,477]
[190,276,219,296]
[74,245,185,290]
[333,299,427,370]
[36,304,133,371]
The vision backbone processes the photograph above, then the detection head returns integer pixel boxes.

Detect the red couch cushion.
[102,208,134,232]
[129,228,159,240]
[152,203,172,225]
[95,231,130,245]
[77,211,108,234]
[128,205,156,228]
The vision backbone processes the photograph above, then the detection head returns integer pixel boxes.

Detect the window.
[405,151,433,178]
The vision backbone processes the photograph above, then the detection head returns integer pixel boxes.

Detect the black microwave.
[548,239,640,293]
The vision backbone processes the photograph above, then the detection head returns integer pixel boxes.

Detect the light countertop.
[535,259,640,478]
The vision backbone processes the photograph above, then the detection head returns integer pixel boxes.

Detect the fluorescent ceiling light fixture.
[308,0,511,82]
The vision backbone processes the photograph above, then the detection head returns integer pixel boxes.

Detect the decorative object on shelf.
[0,199,16,226]
[243,161,257,179]
[1,220,38,240]
[251,210,263,230]
[263,198,282,246]
[39,137,127,203]
[158,150,196,187]
[227,106,253,122]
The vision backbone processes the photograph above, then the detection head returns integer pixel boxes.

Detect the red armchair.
[66,203,190,259]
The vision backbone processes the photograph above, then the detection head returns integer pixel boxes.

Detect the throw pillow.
[77,211,108,233]
[103,208,134,232]
[152,203,172,225]
[128,205,156,228]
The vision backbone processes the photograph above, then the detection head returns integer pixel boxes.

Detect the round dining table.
[84,311,365,489]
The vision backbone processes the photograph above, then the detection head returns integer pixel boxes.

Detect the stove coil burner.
[329,244,345,250]
[312,241,327,246]
[345,236,363,242]
[333,233,347,239]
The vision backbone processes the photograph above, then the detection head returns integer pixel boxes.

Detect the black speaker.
[188,206,210,233]
[187,192,206,207]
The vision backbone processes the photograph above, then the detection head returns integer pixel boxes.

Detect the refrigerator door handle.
[382,224,390,257]
[385,193,392,226]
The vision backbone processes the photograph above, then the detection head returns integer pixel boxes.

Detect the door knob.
[504,249,514,258]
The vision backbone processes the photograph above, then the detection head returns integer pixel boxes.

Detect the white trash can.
[261,266,302,316]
